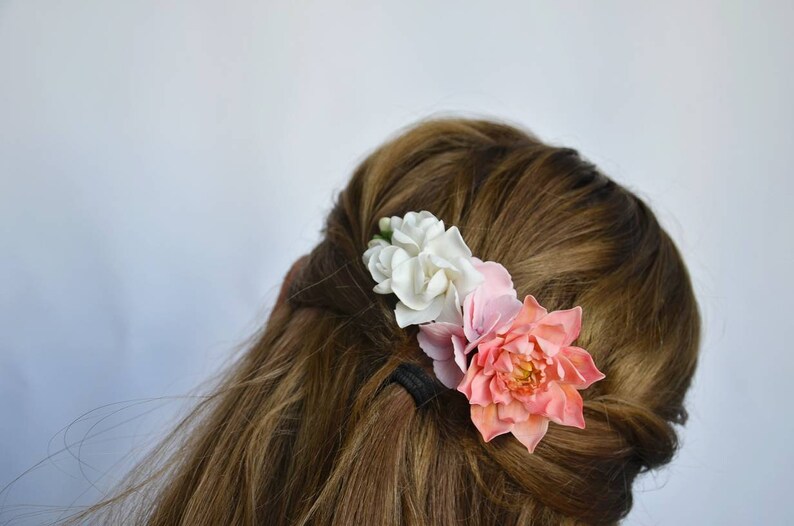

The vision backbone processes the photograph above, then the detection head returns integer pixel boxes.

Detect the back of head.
[80,118,700,525]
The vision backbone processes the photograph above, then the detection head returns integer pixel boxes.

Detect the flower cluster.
[363,211,605,452]
[363,211,483,327]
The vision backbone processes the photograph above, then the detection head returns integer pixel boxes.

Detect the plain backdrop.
[1,1,793,524]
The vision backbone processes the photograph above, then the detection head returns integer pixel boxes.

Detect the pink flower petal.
[463,260,520,343]
[487,295,523,329]
[470,404,513,442]
[511,415,550,453]
[417,322,462,361]
[433,358,465,389]
[473,260,516,298]
[463,301,483,343]
[452,334,468,374]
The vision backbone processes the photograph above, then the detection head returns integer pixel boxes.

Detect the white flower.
[362,211,484,328]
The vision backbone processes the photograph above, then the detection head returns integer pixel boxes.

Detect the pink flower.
[417,259,522,388]
[458,295,605,452]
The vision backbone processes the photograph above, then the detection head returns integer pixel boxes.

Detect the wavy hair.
[71,118,700,525]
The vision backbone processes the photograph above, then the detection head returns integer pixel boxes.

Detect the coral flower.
[458,295,605,452]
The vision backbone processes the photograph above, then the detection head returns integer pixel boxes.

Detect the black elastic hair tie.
[388,363,445,407]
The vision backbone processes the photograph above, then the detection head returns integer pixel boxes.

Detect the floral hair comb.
[363,211,605,453]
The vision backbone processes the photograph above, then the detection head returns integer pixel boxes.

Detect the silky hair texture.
[71,119,700,525]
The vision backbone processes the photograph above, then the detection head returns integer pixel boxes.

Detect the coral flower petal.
[539,306,583,346]
[468,373,494,406]
[502,336,533,356]
[471,404,513,442]
[558,383,586,428]
[458,363,492,407]
[511,295,547,327]
[511,415,550,453]
[536,382,585,428]
[555,354,588,386]
[492,350,514,373]
[534,334,563,357]
[497,400,531,423]
[561,346,606,388]
[490,380,513,405]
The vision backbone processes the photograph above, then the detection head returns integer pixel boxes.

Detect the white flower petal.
[368,237,389,249]
[452,256,485,298]
[425,226,472,260]
[406,222,428,245]
[385,245,410,269]
[423,219,445,241]
[414,255,429,292]
[391,258,432,310]
[363,242,383,265]
[425,269,449,298]
[426,253,456,271]
[368,260,387,283]
[435,286,463,325]
[391,228,421,255]
[389,216,403,231]
[373,279,392,294]
[364,246,387,282]
[363,210,486,328]
[395,294,445,328]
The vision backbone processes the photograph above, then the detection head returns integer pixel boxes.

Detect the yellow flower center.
[508,355,546,392]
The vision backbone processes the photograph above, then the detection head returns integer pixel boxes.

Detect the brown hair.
[71,118,700,525]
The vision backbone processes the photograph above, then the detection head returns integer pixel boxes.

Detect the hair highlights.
[72,118,700,525]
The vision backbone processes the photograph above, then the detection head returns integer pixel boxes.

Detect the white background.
[1,1,792,524]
